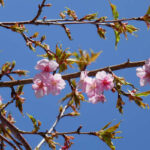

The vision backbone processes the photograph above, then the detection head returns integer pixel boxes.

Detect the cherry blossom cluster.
[77,71,114,104]
[136,59,150,86]
[32,59,66,98]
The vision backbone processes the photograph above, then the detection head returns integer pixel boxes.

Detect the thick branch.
[0,60,145,88]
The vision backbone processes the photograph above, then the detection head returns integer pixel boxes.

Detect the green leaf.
[16,98,23,114]
[28,43,36,52]
[101,121,113,130]
[89,50,102,64]
[104,122,121,133]
[1,62,11,73]
[117,77,135,89]
[10,24,26,33]
[67,58,81,63]
[31,32,39,38]
[45,137,56,150]
[27,113,41,132]
[135,90,150,97]
[134,99,149,109]
[116,94,125,114]
[56,44,62,56]
[59,62,67,72]
[16,85,24,95]
[65,7,78,20]
[146,6,150,15]
[71,79,76,88]
[10,61,16,71]
[97,26,106,39]
[126,25,138,34]
[109,2,119,20]
[60,92,72,102]
[114,30,120,48]
[98,121,122,150]
[40,35,46,43]
[81,13,98,21]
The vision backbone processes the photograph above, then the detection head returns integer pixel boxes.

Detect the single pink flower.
[96,71,114,92]
[136,59,150,86]
[77,71,91,92]
[89,94,106,104]
[145,58,150,73]
[35,59,59,72]
[32,72,50,98]
[85,78,97,97]
[0,96,2,105]
[47,74,66,95]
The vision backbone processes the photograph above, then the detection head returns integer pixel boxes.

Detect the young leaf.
[116,94,125,114]
[89,50,102,64]
[80,13,98,21]
[31,32,39,38]
[60,92,72,102]
[65,7,78,20]
[97,26,106,39]
[146,6,150,15]
[143,6,150,29]
[126,25,138,34]
[45,137,56,150]
[134,99,149,109]
[135,90,150,97]
[16,98,23,114]
[27,113,41,132]
[97,121,122,150]
[16,85,24,95]
[109,1,119,20]
[114,30,120,48]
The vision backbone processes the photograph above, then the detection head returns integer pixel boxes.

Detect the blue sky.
[0,0,150,149]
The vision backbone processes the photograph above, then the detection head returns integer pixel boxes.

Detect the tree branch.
[0,16,144,27]
[0,134,19,150]
[0,59,145,88]
[0,113,32,150]
[35,104,69,149]
[31,0,47,22]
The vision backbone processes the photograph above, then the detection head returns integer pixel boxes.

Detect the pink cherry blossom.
[85,78,98,97]
[88,94,106,104]
[35,59,59,72]
[32,72,51,98]
[77,71,91,92]
[0,96,2,105]
[136,59,150,86]
[96,71,114,92]
[47,73,66,95]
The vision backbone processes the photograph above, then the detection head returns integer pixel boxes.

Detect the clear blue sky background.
[0,0,150,149]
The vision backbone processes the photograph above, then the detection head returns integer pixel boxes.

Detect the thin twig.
[35,104,69,150]
[0,134,19,150]
[0,113,32,150]
[32,0,47,22]
[2,127,23,150]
